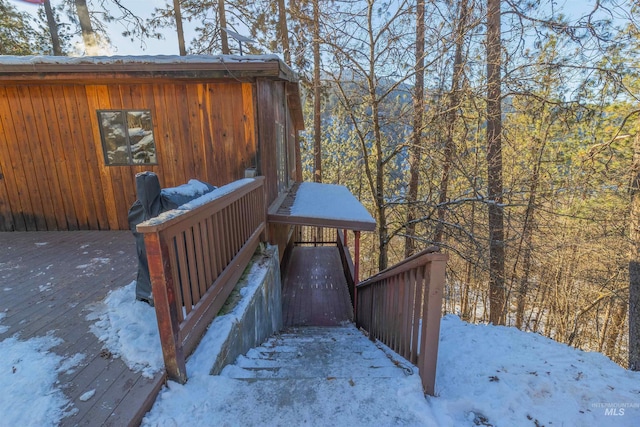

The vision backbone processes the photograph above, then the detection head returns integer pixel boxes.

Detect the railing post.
[354,230,361,315]
[419,256,447,396]
[261,177,269,242]
[144,231,187,384]
[354,230,360,284]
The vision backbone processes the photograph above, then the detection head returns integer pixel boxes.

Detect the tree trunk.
[218,0,229,54]
[486,0,505,325]
[277,0,291,65]
[313,0,322,183]
[515,229,533,329]
[629,131,640,370]
[515,142,542,329]
[598,299,613,353]
[74,0,97,54]
[43,0,62,55]
[434,0,469,245]
[173,0,186,55]
[404,0,425,258]
[365,4,387,271]
[607,298,627,362]
[373,93,388,270]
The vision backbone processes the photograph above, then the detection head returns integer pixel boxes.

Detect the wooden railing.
[294,226,337,246]
[137,177,266,383]
[355,247,448,395]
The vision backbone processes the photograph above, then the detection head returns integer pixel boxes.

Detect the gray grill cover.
[128,171,216,304]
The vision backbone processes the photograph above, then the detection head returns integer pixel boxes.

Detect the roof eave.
[0,55,299,83]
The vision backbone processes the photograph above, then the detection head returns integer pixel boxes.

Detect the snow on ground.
[86,281,163,378]
[140,312,640,426]
[431,315,640,426]
[143,326,434,427]
[2,276,640,426]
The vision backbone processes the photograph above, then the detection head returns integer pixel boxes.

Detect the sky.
[11,0,618,57]
[2,272,640,426]
[14,0,185,56]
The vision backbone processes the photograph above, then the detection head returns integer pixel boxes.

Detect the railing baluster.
[214,211,224,277]
[391,274,399,353]
[184,227,198,312]
[411,265,423,365]
[201,218,213,293]
[175,231,192,315]
[192,222,207,302]
[168,236,184,322]
[401,270,411,359]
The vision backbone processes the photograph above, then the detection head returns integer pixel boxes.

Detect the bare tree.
[433,0,470,245]
[324,0,413,270]
[43,0,62,55]
[404,0,425,258]
[629,128,640,370]
[313,0,322,183]
[486,0,506,325]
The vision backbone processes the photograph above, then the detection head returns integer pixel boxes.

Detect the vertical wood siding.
[0,81,257,231]
[257,79,290,207]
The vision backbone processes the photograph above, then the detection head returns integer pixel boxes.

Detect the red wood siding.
[0,81,258,231]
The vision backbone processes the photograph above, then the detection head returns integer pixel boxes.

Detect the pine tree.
[0,0,48,55]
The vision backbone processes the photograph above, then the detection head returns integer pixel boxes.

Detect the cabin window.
[97,110,157,165]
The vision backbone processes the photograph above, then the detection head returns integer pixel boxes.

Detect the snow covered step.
[221,325,413,381]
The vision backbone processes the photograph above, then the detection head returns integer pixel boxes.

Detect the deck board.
[282,246,354,327]
[0,231,164,427]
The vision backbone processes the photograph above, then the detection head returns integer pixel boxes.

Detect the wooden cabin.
[0,55,303,235]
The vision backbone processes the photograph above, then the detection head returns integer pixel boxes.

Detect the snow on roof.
[0,54,282,66]
[290,182,376,226]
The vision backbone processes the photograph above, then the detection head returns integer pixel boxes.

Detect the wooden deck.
[0,231,164,426]
[282,246,354,327]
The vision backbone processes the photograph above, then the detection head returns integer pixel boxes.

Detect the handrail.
[137,177,266,383]
[336,229,355,306]
[356,247,448,396]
